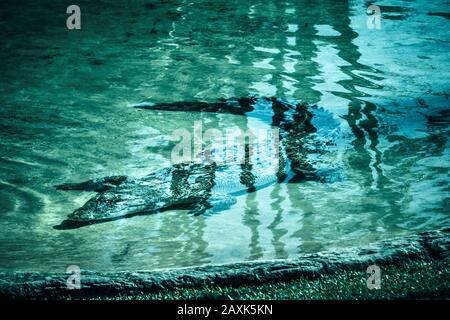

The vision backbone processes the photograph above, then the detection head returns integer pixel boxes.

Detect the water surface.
[0,0,448,271]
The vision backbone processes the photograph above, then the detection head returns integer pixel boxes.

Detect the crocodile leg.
[55,175,128,192]
[188,202,212,216]
[188,193,237,216]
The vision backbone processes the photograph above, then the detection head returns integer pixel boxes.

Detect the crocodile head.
[61,163,218,225]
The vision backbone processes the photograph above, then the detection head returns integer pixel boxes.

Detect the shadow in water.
[53,202,200,230]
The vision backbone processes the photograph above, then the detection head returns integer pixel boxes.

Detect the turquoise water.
[0,0,448,271]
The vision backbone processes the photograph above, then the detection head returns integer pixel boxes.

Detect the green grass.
[78,259,449,300]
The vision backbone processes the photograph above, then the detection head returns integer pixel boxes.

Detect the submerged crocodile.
[55,97,344,229]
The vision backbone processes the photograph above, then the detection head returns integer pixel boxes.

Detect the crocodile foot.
[189,193,237,216]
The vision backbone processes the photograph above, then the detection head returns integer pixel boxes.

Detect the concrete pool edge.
[0,228,448,299]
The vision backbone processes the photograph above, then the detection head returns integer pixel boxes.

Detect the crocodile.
[55,97,344,229]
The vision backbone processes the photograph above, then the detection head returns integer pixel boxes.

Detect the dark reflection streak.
[247,0,314,255]
[153,137,215,266]
[240,143,256,193]
[361,101,388,188]
[246,0,319,254]
[285,0,378,251]
[319,1,407,232]
[245,0,305,250]
[155,2,212,268]
[327,1,389,189]
[238,1,294,261]
[242,192,263,260]
[253,0,311,254]
[268,184,288,259]
[239,92,263,260]
[274,0,322,253]
[154,212,212,269]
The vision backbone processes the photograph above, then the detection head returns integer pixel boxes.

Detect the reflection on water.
[0,0,448,271]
